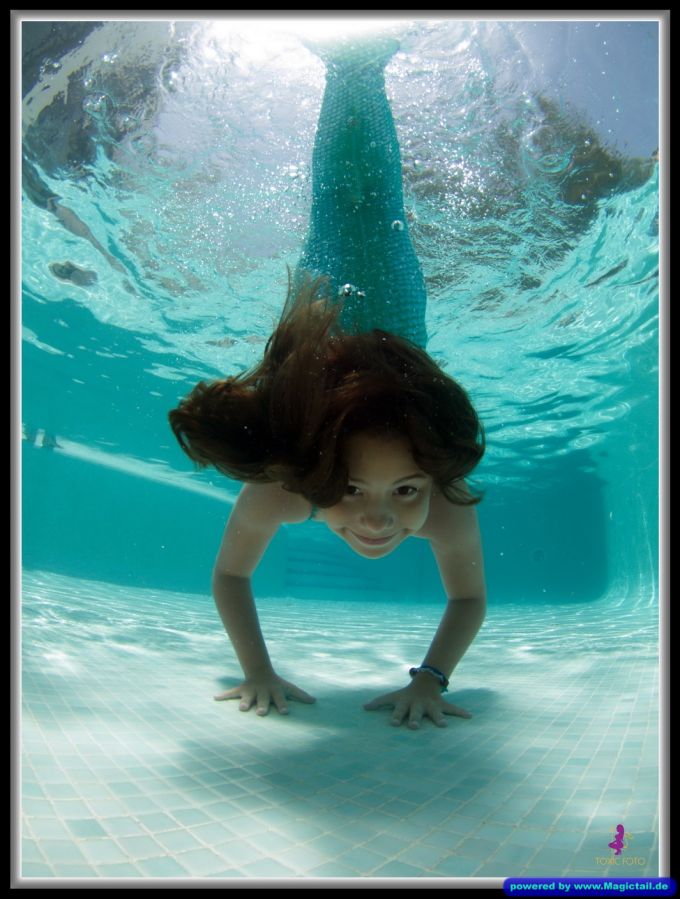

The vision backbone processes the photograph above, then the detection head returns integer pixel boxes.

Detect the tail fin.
[303,34,400,73]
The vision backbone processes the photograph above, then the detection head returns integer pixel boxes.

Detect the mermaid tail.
[300,34,401,72]
[296,36,428,347]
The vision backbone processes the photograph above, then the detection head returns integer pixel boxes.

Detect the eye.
[346,485,362,497]
[395,485,419,497]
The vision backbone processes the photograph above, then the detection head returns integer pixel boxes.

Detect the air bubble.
[338,284,367,299]
[523,126,573,174]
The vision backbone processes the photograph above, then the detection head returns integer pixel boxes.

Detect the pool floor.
[19,570,660,882]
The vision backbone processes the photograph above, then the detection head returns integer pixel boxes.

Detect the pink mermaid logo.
[608,824,626,855]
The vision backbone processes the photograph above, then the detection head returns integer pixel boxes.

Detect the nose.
[358,504,395,533]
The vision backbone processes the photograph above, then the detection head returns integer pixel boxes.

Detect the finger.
[363,693,397,711]
[287,687,317,704]
[407,703,425,730]
[425,703,448,728]
[238,691,257,711]
[441,702,472,719]
[214,688,244,702]
[270,687,290,715]
[255,690,272,716]
[390,701,409,727]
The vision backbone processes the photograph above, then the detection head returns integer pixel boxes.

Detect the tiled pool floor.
[19,571,660,882]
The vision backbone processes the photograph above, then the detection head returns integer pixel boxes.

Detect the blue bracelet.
[409,665,449,692]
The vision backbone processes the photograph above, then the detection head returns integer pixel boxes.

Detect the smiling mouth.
[350,532,398,546]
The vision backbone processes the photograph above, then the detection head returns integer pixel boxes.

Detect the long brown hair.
[169,273,485,506]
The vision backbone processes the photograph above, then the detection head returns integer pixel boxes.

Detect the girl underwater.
[169,37,487,731]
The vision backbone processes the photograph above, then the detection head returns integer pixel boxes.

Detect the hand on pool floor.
[214,673,316,717]
[363,678,471,729]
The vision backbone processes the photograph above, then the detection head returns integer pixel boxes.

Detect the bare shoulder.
[213,482,311,579]
[418,484,486,601]
[233,481,312,527]
[417,484,480,550]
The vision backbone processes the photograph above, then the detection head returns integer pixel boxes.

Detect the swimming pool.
[17,16,665,885]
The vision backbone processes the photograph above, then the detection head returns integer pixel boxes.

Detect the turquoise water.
[19,19,661,882]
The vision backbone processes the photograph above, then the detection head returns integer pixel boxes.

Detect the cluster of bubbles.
[338,283,366,299]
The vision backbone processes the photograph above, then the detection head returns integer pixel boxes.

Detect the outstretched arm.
[364,492,486,729]
[419,500,487,681]
[212,483,316,715]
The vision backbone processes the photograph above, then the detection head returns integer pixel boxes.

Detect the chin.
[352,545,397,559]
[344,530,407,558]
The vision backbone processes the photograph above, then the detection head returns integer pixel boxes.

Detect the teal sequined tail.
[296,38,427,348]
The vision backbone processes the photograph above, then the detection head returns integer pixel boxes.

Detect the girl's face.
[323,432,434,558]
